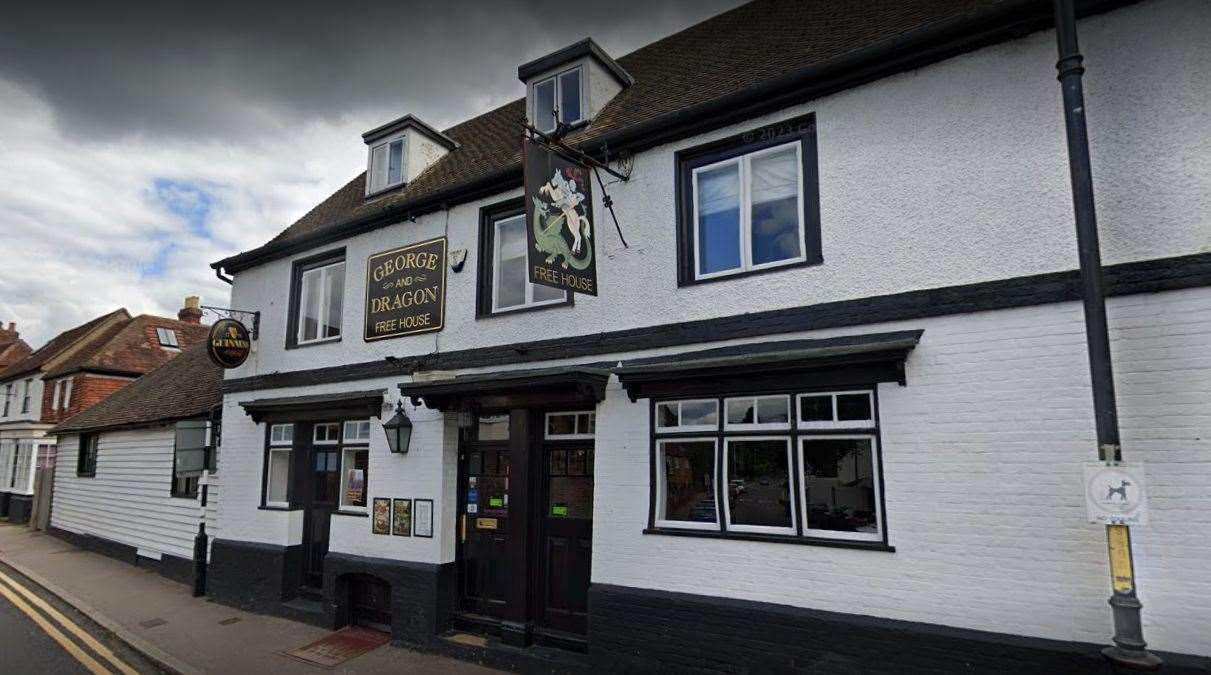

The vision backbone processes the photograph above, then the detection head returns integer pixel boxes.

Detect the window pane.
[558,69,581,123]
[680,400,718,428]
[495,216,527,309]
[727,439,792,528]
[726,398,756,426]
[696,163,742,275]
[370,144,388,191]
[324,263,344,338]
[268,450,290,503]
[656,403,678,428]
[300,269,321,341]
[531,280,565,303]
[836,393,872,422]
[802,438,877,534]
[799,395,832,422]
[547,414,576,437]
[341,448,368,508]
[750,147,802,266]
[659,440,717,524]
[756,396,789,424]
[387,139,404,185]
[478,414,509,441]
[534,78,556,132]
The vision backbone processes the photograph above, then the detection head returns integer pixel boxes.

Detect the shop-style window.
[171,420,208,498]
[339,420,370,510]
[264,423,293,507]
[77,433,99,477]
[287,250,346,349]
[675,113,821,286]
[477,201,569,316]
[532,66,583,133]
[650,388,885,546]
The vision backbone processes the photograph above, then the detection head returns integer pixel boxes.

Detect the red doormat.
[282,626,390,668]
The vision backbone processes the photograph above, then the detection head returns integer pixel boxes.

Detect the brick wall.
[56,375,133,421]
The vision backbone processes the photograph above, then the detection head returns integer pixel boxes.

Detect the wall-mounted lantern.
[382,400,413,454]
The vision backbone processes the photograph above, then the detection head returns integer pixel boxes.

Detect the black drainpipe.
[1052,0,1159,669]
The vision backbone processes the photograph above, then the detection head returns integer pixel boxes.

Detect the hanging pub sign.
[364,237,447,341]
[206,318,251,368]
[524,138,597,296]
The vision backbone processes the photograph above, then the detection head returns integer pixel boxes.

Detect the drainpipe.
[1051,0,1160,669]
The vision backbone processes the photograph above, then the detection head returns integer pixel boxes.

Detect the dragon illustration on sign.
[532,167,593,271]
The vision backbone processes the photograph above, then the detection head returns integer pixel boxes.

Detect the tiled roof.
[215,0,1008,272]
[43,315,211,378]
[0,339,31,370]
[0,309,130,382]
[51,343,222,434]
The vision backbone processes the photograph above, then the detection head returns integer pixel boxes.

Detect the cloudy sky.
[0,0,741,347]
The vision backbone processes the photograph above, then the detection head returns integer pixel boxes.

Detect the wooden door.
[537,444,593,635]
[301,430,340,591]
[458,414,513,619]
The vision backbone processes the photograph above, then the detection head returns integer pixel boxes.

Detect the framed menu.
[413,499,434,538]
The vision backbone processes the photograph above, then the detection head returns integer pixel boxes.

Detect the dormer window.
[532,67,583,133]
[155,327,179,349]
[368,136,407,194]
[362,115,458,198]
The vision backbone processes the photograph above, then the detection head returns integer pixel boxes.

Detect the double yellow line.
[0,567,139,675]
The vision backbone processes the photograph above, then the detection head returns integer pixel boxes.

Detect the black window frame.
[674,111,823,287]
[645,384,892,552]
[260,422,297,509]
[170,419,209,499]
[77,433,98,478]
[284,247,346,350]
[475,197,573,319]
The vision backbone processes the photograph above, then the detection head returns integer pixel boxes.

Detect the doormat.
[282,626,390,668]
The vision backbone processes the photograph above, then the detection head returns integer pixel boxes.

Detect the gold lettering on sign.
[364,237,447,341]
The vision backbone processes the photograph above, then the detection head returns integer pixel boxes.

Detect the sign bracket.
[200,306,260,340]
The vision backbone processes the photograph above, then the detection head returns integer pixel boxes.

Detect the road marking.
[0,578,113,674]
[0,568,138,675]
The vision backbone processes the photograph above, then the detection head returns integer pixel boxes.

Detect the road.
[0,562,162,675]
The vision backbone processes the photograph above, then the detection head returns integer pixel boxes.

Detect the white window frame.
[0,440,12,490]
[721,436,796,536]
[338,444,369,511]
[654,437,719,530]
[544,411,596,440]
[798,434,882,542]
[296,260,345,345]
[654,399,719,433]
[531,66,584,133]
[21,378,32,413]
[156,327,179,349]
[723,395,791,432]
[342,420,372,444]
[269,423,294,445]
[61,379,72,411]
[367,134,407,195]
[52,381,62,411]
[2,384,11,417]
[796,390,875,429]
[490,213,567,314]
[313,422,340,445]
[691,139,806,281]
[265,424,294,508]
[12,442,35,493]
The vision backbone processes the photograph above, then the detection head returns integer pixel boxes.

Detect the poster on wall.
[392,499,412,537]
[345,469,365,505]
[371,498,391,535]
[364,237,448,341]
[524,138,597,296]
[413,499,433,538]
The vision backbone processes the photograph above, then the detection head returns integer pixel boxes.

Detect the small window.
[21,378,32,413]
[11,442,34,492]
[172,420,207,498]
[60,379,73,411]
[266,447,291,507]
[477,414,509,441]
[368,136,407,194]
[480,205,568,316]
[655,438,718,529]
[797,391,874,429]
[77,434,99,477]
[532,66,583,133]
[799,436,881,541]
[545,411,595,439]
[724,395,790,431]
[2,384,11,416]
[156,327,179,348]
[290,253,345,347]
[343,420,372,444]
[339,446,369,510]
[655,399,718,433]
[313,423,340,444]
[270,423,294,445]
[723,437,795,535]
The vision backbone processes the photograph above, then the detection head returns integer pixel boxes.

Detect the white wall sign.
[1084,463,1148,526]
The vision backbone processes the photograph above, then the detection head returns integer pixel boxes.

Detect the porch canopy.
[614,329,923,401]
[239,389,387,423]
[399,365,612,412]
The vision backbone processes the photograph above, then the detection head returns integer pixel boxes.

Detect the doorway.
[299,421,341,595]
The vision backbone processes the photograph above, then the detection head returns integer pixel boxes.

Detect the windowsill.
[478,295,574,320]
[76,473,95,479]
[286,336,342,351]
[642,527,893,552]
[170,494,198,500]
[258,505,297,512]
[680,255,823,288]
[333,509,369,518]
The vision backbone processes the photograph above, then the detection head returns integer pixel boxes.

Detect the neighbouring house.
[0,298,209,524]
[205,0,1211,671]
[49,343,222,584]
[0,322,31,371]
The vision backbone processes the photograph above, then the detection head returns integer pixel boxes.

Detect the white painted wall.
[0,376,45,423]
[52,428,214,561]
[226,0,1211,381]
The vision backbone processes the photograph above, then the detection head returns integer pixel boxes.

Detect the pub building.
[205,0,1211,671]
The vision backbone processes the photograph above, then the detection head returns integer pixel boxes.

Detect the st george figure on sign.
[524,138,598,296]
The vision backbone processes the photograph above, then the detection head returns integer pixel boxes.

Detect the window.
[477,201,569,316]
[77,434,99,477]
[649,388,886,546]
[676,112,821,285]
[342,420,371,444]
[368,136,407,194]
[0,441,12,489]
[156,327,179,349]
[21,378,32,413]
[171,420,208,498]
[264,424,293,507]
[532,66,582,133]
[339,420,370,510]
[2,384,11,416]
[288,249,345,347]
[61,379,72,411]
[313,422,339,444]
[13,442,34,492]
[52,381,61,412]
[545,411,595,439]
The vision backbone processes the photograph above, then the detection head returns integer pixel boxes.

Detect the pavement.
[0,523,502,675]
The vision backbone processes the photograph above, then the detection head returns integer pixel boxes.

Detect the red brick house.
[0,322,31,371]
[0,298,208,523]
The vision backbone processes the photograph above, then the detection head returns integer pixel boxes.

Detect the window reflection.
[726,439,792,529]
[801,438,877,535]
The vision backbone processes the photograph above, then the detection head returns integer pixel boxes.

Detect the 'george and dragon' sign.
[364,237,448,341]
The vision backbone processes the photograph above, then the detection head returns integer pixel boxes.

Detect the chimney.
[0,322,15,339]
[178,296,203,324]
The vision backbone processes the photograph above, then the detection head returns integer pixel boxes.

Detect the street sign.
[1084,462,1148,526]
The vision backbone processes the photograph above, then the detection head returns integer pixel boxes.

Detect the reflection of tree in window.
[802,438,876,533]
[661,441,716,523]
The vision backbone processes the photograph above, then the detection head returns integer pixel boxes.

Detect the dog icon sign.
[1084,463,1148,526]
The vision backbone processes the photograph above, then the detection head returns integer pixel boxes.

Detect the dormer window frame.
[529,64,585,134]
[366,132,408,197]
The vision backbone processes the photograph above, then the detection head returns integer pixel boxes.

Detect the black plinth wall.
[7,494,32,524]
[324,552,456,646]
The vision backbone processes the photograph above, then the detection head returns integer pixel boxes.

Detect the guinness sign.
[524,139,597,296]
[207,318,251,368]
[365,237,447,341]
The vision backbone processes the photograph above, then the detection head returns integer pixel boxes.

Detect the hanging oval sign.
[207,318,252,368]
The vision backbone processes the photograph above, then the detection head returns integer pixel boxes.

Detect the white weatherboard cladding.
[226,0,1211,380]
[51,429,212,561]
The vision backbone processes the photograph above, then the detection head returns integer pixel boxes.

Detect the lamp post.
[383,400,413,454]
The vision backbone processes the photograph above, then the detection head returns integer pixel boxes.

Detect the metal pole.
[1052,0,1160,668]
